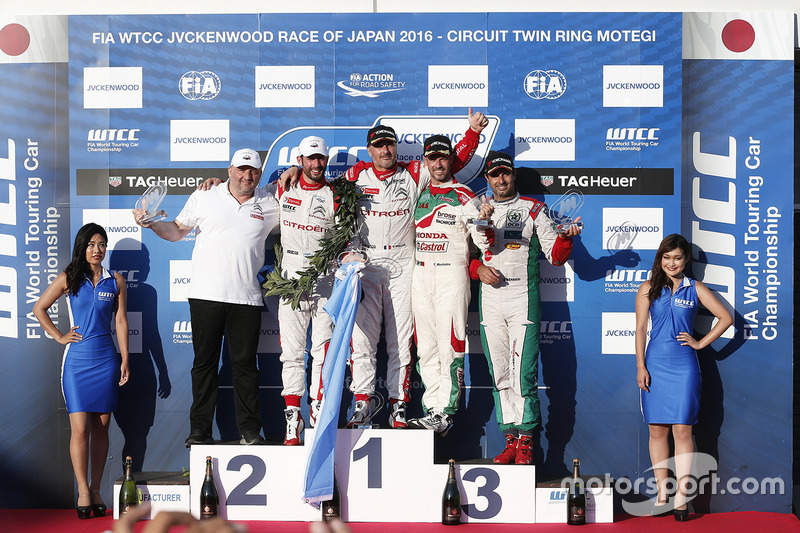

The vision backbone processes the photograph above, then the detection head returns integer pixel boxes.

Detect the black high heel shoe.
[76,493,92,519]
[90,489,107,517]
[92,501,107,517]
[674,506,690,521]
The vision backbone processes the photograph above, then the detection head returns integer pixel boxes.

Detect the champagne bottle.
[321,475,341,522]
[441,459,462,525]
[567,458,586,525]
[119,456,138,517]
[200,456,219,520]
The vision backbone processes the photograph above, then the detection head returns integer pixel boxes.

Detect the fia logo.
[523,70,567,100]
[179,71,221,100]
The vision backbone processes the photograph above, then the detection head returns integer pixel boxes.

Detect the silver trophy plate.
[466,217,492,228]
[135,180,168,224]
[548,188,584,234]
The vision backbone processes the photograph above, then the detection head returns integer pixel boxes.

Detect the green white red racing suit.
[469,193,573,431]
[413,180,488,415]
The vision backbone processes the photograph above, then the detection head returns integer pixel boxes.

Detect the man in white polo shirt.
[133,148,279,446]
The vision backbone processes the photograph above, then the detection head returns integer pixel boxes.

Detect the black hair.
[64,223,108,296]
[647,233,691,304]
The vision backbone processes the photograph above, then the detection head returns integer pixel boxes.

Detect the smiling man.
[133,148,279,447]
[268,136,337,446]
[470,151,581,464]
[407,135,492,435]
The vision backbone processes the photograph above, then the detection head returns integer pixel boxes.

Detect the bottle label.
[443,505,461,521]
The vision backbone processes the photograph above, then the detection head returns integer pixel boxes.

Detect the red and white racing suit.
[267,181,337,404]
[412,180,489,415]
[345,128,480,403]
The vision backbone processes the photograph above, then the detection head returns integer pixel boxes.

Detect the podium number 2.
[352,437,382,488]
[226,455,268,506]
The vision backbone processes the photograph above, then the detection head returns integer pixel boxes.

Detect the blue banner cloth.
[303,260,365,504]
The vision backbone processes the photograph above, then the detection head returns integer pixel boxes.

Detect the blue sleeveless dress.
[640,277,701,425]
[62,269,121,413]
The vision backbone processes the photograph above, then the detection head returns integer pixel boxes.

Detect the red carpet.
[1,510,798,533]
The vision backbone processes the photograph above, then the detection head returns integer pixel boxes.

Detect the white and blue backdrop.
[0,11,793,513]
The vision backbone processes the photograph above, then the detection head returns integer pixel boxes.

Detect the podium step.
[113,472,190,519]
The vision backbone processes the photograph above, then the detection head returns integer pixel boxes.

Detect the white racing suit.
[345,128,480,404]
[471,193,573,432]
[268,181,337,405]
[412,180,489,415]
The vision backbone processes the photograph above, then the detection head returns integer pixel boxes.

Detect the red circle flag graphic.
[721,19,756,53]
[0,23,30,56]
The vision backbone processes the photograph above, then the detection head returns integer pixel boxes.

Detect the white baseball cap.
[298,136,329,157]
[230,148,262,169]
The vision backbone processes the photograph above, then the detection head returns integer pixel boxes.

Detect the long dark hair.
[64,223,108,296]
[647,233,691,304]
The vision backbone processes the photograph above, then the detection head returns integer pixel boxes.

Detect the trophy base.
[139,210,168,225]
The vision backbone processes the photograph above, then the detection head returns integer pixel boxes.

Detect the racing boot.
[493,434,518,464]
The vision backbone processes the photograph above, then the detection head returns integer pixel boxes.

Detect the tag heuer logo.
[109,176,122,187]
[541,175,554,186]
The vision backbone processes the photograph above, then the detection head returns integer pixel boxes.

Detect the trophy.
[466,194,494,228]
[135,179,168,225]
[466,217,492,228]
[548,188,584,234]
[350,392,385,429]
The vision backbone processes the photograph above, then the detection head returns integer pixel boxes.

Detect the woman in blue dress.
[33,223,130,519]
[635,234,732,521]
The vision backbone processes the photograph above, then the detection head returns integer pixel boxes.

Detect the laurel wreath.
[262,177,362,310]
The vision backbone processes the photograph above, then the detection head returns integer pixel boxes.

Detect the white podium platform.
[189,429,537,523]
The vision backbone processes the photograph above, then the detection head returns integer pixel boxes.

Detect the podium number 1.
[352,437,382,488]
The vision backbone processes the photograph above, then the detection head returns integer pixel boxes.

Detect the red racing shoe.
[515,435,533,465]
[284,407,305,446]
[493,434,518,464]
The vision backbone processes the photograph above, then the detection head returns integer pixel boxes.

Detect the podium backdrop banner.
[0,12,792,513]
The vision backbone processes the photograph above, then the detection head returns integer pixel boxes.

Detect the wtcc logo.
[179,71,221,100]
[88,129,140,142]
[606,127,660,141]
[541,320,572,333]
[605,269,649,282]
[523,69,567,99]
[173,320,192,344]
